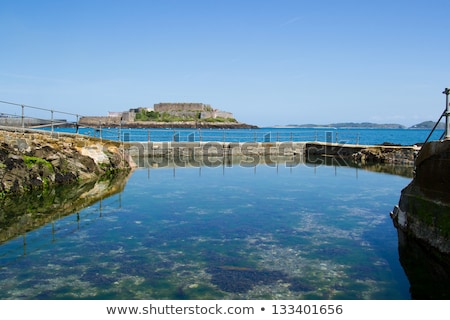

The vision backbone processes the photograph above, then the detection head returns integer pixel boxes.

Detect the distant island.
[79,103,258,129]
[279,121,446,129]
[409,121,445,129]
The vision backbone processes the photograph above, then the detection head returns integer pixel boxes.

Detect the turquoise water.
[50,127,444,146]
[0,162,412,299]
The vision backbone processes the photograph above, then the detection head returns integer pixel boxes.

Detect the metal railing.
[421,88,450,146]
[50,126,360,144]
[1,99,363,144]
[0,100,81,134]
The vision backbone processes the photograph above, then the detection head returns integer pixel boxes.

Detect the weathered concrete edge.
[123,140,418,166]
[391,140,450,254]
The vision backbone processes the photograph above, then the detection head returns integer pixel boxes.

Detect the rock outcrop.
[352,146,418,166]
[78,117,258,129]
[304,142,418,166]
[0,128,134,195]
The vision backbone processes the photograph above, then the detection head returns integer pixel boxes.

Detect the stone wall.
[79,116,121,126]
[200,111,234,119]
[154,103,206,112]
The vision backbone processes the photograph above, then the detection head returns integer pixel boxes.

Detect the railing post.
[444,88,450,140]
[51,109,54,134]
[21,105,25,130]
[118,118,122,142]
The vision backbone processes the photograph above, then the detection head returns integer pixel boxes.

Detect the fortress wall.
[154,103,206,112]
[79,116,121,126]
[200,111,234,119]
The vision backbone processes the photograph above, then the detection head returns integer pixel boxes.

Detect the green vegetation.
[203,117,237,123]
[134,109,237,123]
[410,194,450,238]
[204,104,213,112]
[135,110,161,121]
[22,156,53,171]
[135,109,200,122]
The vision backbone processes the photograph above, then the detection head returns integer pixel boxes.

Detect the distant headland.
[276,121,445,129]
[79,103,258,129]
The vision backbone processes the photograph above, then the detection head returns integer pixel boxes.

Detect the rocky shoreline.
[78,118,258,129]
[0,128,133,196]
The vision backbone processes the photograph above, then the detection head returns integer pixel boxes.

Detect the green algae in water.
[0,164,413,299]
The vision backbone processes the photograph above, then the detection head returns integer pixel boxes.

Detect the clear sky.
[1,0,450,127]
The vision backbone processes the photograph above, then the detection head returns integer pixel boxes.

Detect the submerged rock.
[207,266,288,293]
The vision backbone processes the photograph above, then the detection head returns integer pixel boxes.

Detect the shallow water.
[0,162,412,299]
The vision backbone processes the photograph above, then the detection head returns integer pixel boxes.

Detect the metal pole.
[51,109,54,134]
[119,118,122,142]
[444,88,450,140]
[21,105,24,129]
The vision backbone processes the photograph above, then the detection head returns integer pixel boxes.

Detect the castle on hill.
[79,102,237,127]
[129,103,235,120]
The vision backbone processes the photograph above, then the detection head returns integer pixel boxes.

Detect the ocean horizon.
[47,127,444,146]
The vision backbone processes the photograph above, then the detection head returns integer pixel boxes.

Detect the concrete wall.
[392,140,450,254]
[79,116,121,126]
[121,111,135,122]
[0,117,66,127]
[200,111,234,119]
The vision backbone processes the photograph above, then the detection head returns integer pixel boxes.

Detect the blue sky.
[1,0,450,127]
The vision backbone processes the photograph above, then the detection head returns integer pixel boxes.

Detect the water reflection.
[132,154,414,178]
[0,171,131,245]
[396,228,450,299]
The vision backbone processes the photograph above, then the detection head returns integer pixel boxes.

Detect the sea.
[0,127,448,299]
[46,126,444,145]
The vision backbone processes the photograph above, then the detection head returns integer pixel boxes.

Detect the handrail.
[415,88,450,162]
[0,99,81,133]
[421,110,446,146]
[422,88,450,145]
[0,99,80,117]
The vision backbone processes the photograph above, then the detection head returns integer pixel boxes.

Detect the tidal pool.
[0,162,412,299]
